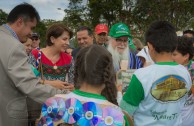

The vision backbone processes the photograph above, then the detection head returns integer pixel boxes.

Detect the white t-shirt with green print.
[120,62,192,126]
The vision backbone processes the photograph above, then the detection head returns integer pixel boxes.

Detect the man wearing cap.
[31,32,40,49]
[94,24,109,47]
[108,23,142,71]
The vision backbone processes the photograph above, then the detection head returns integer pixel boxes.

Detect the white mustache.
[117,46,125,49]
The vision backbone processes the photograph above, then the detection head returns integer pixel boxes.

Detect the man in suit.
[72,26,94,59]
[0,3,65,126]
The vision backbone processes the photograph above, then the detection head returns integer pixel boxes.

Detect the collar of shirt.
[3,24,19,41]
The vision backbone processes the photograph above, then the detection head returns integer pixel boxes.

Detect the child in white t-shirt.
[120,21,192,126]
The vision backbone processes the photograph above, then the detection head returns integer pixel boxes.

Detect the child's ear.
[184,53,190,61]
[147,42,154,51]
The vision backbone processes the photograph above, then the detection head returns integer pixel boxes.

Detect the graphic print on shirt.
[151,75,187,102]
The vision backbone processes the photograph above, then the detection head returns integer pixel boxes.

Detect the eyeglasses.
[115,38,128,43]
[31,38,39,41]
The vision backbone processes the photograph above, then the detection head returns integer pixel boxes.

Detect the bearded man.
[107,23,142,71]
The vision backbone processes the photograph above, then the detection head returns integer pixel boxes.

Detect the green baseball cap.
[109,23,132,38]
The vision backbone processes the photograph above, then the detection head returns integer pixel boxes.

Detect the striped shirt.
[3,24,19,40]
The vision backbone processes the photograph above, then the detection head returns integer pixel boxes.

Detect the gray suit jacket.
[0,25,64,126]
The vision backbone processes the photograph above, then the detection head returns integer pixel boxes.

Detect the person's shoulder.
[0,27,20,47]
[72,47,81,58]
[61,52,72,58]
[135,64,154,75]
[61,52,72,63]
[31,48,39,53]
[137,47,148,59]
[31,48,40,58]
[72,48,80,53]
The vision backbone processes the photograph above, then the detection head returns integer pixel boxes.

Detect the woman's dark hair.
[176,36,194,60]
[7,3,40,23]
[74,45,118,105]
[46,23,73,46]
[145,21,177,53]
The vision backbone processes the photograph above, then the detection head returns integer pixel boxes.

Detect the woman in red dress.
[29,23,74,90]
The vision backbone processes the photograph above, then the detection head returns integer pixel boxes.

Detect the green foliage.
[131,0,194,37]
[0,9,8,25]
[1,0,193,45]
[88,0,122,27]
[33,21,47,48]
[63,0,91,48]
[63,0,88,29]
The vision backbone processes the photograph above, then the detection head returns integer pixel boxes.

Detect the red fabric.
[31,49,72,66]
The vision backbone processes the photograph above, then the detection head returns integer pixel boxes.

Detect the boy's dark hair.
[74,44,118,105]
[183,30,194,37]
[46,23,73,46]
[7,3,40,23]
[145,21,177,53]
[76,26,93,36]
[176,36,194,60]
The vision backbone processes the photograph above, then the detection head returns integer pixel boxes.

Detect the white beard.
[107,43,129,71]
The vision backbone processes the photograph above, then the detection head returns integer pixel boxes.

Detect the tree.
[33,21,47,47]
[88,0,122,27]
[0,9,8,25]
[63,0,89,31]
[131,0,194,38]
[63,0,90,48]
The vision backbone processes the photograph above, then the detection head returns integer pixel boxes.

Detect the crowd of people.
[0,3,194,126]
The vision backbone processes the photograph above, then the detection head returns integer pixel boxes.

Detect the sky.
[0,0,71,21]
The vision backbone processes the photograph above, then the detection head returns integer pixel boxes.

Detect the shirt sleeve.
[120,74,144,115]
[7,44,64,104]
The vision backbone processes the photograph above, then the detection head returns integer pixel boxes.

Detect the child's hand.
[117,84,123,92]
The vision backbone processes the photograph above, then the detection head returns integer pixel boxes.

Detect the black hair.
[145,21,177,53]
[77,26,93,36]
[183,30,194,37]
[176,36,194,60]
[46,23,73,46]
[7,3,40,24]
[74,45,118,105]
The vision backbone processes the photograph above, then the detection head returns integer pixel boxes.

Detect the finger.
[63,82,69,85]
[69,86,75,90]
[64,85,73,89]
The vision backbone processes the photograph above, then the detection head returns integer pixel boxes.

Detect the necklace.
[53,64,58,70]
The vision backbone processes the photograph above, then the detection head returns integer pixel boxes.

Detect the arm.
[7,44,64,104]
[120,74,144,116]
[43,79,74,91]
[117,84,123,105]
